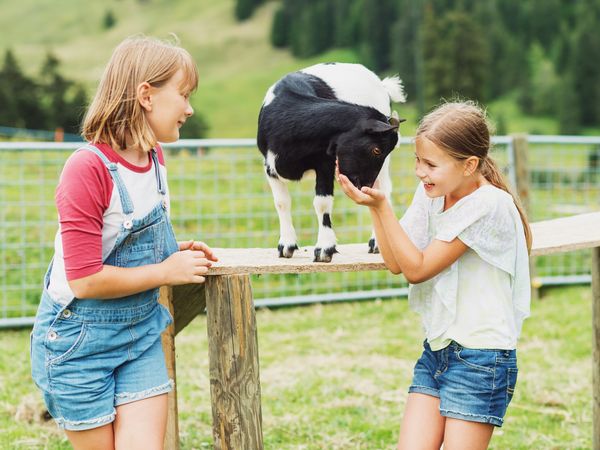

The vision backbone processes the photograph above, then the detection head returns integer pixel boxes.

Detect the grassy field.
[0,285,593,449]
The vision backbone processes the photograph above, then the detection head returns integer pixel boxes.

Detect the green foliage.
[0,50,47,130]
[268,0,600,133]
[103,9,117,30]
[358,0,397,71]
[270,6,289,48]
[235,0,263,21]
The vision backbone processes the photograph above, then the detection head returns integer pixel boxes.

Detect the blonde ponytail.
[480,156,532,252]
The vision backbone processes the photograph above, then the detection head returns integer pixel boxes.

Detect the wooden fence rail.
[158,211,600,450]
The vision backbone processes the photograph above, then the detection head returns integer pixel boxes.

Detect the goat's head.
[330,117,404,189]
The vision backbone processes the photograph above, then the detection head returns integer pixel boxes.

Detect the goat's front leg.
[369,155,393,253]
[313,161,338,262]
[266,172,298,258]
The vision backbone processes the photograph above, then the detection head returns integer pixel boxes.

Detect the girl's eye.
[372,147,382,156]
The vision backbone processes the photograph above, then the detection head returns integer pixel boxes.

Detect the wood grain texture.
[205,275,263,450]
[172,283,206,336]
[159,286,180,450]
[593,247,600,450]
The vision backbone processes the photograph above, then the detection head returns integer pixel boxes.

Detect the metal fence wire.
[0,136,599,327]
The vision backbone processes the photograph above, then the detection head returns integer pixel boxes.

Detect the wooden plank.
[171,283,206,336]
[205,275,263,450]
[530,212,600,256]
[593,247,600,450]
[203,212,600,275]
[159,286,180,450]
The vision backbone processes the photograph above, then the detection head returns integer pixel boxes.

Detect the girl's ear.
[464,156,480,176]
[137,82,153,111]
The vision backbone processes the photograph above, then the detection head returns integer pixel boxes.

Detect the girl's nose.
[415,165,425,179]
[185,103,194,117]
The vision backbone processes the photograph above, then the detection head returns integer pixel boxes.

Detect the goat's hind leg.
[266,171,298,258]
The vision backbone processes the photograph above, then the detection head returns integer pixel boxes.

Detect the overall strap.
[150,148,167,195]
[76,144,135,215]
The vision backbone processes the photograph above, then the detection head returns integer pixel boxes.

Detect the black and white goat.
[257,62,405,262]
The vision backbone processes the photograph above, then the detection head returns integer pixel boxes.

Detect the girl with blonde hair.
[31,36,217,449]
[338,100,531,449]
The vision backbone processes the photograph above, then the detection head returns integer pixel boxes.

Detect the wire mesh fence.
[0,136,598,326]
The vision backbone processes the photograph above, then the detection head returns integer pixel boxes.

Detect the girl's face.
[145,69,194,143]
[414,136,470,198]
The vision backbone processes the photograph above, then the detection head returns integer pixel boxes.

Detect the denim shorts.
[408,340,518,427]
[30,291,174,431]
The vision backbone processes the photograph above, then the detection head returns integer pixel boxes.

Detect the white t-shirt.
[399,182,531,351]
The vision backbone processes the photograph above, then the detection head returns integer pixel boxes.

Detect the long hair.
[82,35,198,152]
[416,101,532,251]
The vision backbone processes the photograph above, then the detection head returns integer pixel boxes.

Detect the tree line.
[0,50,87,136]
[0,50,208,139]
[237,0,600,134]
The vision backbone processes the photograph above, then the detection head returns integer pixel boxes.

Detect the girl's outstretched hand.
[336,165,386,208]
[178,240,219,262]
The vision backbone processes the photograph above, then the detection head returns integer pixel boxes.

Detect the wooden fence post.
[205,274,263,450]
[512,133,539,298]
[593,247,600,450]
[159,286,180,450]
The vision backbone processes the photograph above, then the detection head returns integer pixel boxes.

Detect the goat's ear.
[326,139,337,156]
[389,110,406,128]
[364,119,398,134]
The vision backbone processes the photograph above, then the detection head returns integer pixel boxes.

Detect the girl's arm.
[338,172,468,283]
[69,241,218,299]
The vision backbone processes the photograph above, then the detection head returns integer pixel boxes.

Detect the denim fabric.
[408,340,518,427]
[30,145,179,431]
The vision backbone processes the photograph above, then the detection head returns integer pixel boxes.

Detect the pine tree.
[423,9,489,106]
[359,0,397,71]
[270,6,289,48]
[569,0,600,126]
[1,50,46,129]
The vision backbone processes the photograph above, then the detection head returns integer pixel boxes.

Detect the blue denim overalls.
[31,144,179,431]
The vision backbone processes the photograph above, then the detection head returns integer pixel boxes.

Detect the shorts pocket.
[506,367,518,405]
[456,347,496,373]
[45,320,87,366]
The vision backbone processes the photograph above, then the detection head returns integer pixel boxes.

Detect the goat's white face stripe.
[266,174,296,245]
[313,195,336,249]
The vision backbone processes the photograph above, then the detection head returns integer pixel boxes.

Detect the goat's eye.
[372,147,382,156]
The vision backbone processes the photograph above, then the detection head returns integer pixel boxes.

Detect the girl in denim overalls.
[30,36,217,449]
[338,101,531,449]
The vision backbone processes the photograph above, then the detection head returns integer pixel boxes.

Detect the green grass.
[0,285,593,449]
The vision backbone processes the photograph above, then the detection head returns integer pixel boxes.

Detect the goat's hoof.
[314,246,338,263]
[278,243,298,258]
[368,238,380,254]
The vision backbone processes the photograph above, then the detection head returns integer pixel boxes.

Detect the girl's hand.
[161,249,212,285]
[336,166,386,208]
[178,240,219,262]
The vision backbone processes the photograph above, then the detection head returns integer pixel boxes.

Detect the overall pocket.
[44,318,87,366]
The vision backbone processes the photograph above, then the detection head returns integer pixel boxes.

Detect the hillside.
[2,0,599,138]
[0,0,367,137]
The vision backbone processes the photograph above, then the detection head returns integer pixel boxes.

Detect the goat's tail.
[381,75,406,103]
